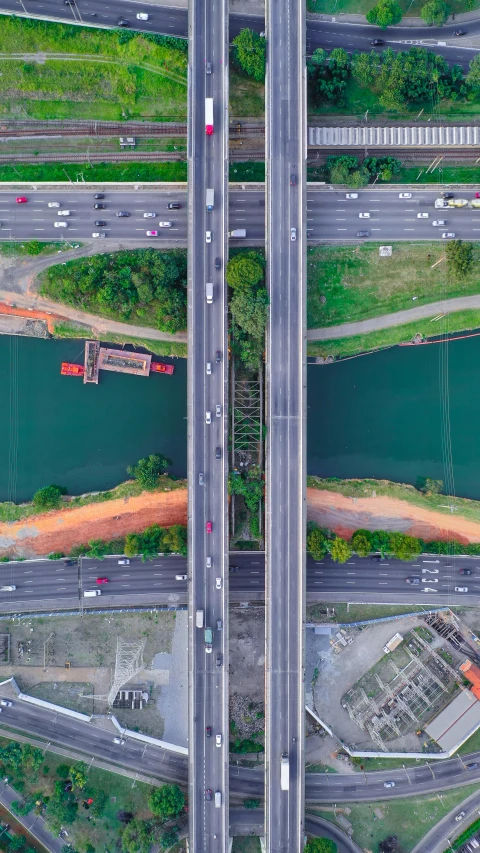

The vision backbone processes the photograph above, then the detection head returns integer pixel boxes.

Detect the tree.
[127,454,172,490]
[371,529,391,556]
[231,286,269,340]
[148,784,185,819]
[56,764,70,779]
[226,254,264,291]
[330,537,352,564]
[233,28,266,81]
[121,819,152,853]
[418,477,443,495]
[467,53,480,91]
[445,240,473,277]
[351,51,378,87]
[124,533,140,558]
[420,0,449,24]
[161,827,179,849]
[69,762,87,790]
[351,530,372,557]
[163,524,188,556]
[32,484,67,512]
[45,781,78,833]
[379,837,399,853]
[366,0,403,27]
[244,799,261,809]
[10,836,26,851]
[389,532,421,561]
[304,839,338,853]
[307,526,328,560]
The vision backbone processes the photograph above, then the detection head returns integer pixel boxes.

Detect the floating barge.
[61,341,174,381]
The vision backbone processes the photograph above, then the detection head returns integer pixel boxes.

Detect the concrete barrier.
[111,715,188,756]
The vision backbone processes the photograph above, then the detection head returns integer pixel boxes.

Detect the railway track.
[0,149,265,164]
[0,120,266,138]
[308,147,480,161]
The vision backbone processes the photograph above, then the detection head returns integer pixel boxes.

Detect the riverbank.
[307,477,480,543]
[0,486,188,558]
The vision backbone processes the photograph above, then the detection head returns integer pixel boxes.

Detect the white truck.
[280,753,289,791]
[196,609,204,628]
[383,632,403,654]
[205,98,214,135]
[206,282,213,304]
[228,229,246,238]
[206,188,214,211]
[84,590,101,598]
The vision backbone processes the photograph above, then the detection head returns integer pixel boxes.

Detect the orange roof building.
[460,659,480,700]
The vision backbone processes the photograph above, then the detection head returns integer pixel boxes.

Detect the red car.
[476,192,480,199]
[96,577,109,584]
[16,197,27,203]
[206,521,212,533]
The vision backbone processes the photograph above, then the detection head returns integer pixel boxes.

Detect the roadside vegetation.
[0,17,187,121]
[53,322,188,358]
[0,162,187,182]
[0,455,186,524]
[307,242,480,330]
[40,248,187,334]
[306,601,429,622]
[0,240,74,257]
[307,474,480,526]
[308,46,480,120]
[0,738,186,852]
[229,29,265,117]
[307,0,478,24]
[308,785,480,853]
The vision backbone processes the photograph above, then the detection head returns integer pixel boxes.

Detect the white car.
[159,221,172,228]
[455,586,468,592]
[48,201,60,208]
[206,362,212,375]
[54,221,68,227]
[417,213,429,219]
[215,577,222,590]
[92,232,106,238]
[113,737,125,745]
[399,193,412,199]
[175,574,187,581]
[58,210,71,216]
[0,700,12,708]
[383,781,395,788]
[456,812,466,822]
[216,404,221,418]
[205,411,211,424]
[136,12,149,20]
[291,227,296,241]
[206,556,212,568]
[432,220,446,226]
[118,559,130,565]
[146,230,158,237]
[359,212,370,219]
[216,734,222,747]
[442,232,455,239]
[206,231,212,243]
[143,212,156,218]
[346,193,358,199]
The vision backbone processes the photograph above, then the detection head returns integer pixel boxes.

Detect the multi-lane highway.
[2,552,480,608]
[187,0,229,845]
[1,0,479,70]
[265,0,306,848]
[3,189,480,244]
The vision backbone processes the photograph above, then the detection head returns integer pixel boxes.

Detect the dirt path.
[0,488,187,557]
[307,486,480,543]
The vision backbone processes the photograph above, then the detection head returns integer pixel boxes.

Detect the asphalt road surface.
[1,1,479,69]
[187,0,229,846]
[264,0,306,848]
[5,189,480,244]
[2,552,480,608]
[410,788,480,853]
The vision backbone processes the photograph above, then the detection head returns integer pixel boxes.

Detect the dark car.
[460,568,473,575]
[454,29,467,35]
[64,559,76,566]
[290,174,297,186]
[216,350,222,364]
[442,192,454,199]
[94,220,106,227]
[116,211,130,217]
[356,230,370,238]
[94,193,104,200]
[371,38,385,45]
[64,0,75,5]
[205,789,212,801]
[215,257,221,271]
[94,203,106,209]
[216,653,222,668]
[168,202,181,210]
[406,576,420,585]
[117,18,130,26]
[229,565,239,572]
[206,726,212,737]
[215,447,221,459]
[467,762,478,769]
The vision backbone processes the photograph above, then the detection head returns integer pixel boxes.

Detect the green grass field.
[307,243,480,330]
[0,161,188,182]
[53,321,188,359]
[309,785,480,852]
[307,0,478,20]
[307,308,480,359]
[230,70,264,118]
[306,600,429,623]
[307,473,480,525]
[0,17,187,121]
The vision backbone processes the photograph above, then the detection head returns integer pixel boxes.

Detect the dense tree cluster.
[127,453,172,490]
[40,249,187,334]
[32,484,67,511]
[124,523,188,559]
[304,839,338,853]
[227,250,267,371]
[420,0,450,25]
[307,523,423,563]
[232,28,266,81]
[366,0,403,27]
[445,240,474,276]
[324,154,402,188]
[308,46,468,112]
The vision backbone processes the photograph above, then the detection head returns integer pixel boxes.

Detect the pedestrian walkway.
[307,292,480,341]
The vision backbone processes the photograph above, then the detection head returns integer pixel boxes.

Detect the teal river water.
[0,337,187,503]
[1,335,479,503]
[307,335,480,500]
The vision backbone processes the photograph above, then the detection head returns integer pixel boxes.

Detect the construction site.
[307,609,480,755]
